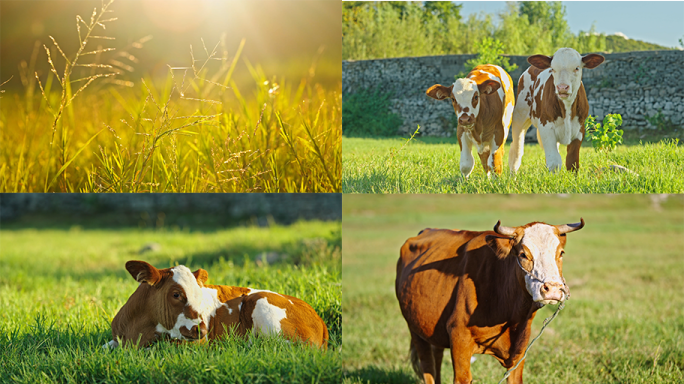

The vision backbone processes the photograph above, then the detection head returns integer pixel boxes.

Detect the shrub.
[586,114,623,152]
[342,88,403,137]
[457,37,518,79]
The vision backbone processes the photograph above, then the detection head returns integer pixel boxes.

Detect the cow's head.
[116,260,211,344]
[485,219,584,305]
[426,77,500,128]
[528,48,604,101]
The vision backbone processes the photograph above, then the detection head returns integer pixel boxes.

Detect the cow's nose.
[458,114,473,125]
[540,282,564,301]
[557,84,570,93]
[180,322,208,339]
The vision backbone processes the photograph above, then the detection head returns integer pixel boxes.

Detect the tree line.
[343,1,631,60]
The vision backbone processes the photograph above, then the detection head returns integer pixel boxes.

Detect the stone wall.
[0,194,341,225]
[342,50,684,138]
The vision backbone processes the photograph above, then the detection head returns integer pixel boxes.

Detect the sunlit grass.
[0,0,341,192]
[342,136,683,193]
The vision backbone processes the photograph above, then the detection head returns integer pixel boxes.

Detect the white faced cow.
[427,64,515,177]
[509,48,604,173]
[396,219,584,384]
[106,261,328,349]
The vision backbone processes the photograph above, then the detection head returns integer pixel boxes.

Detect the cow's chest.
[461,129,491,154]
[532,111,582,145]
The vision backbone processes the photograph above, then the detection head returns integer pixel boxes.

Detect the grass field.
[0,220,341,383]
[0,0,341,193]
[342,137,684,193]
[342,194,684,384]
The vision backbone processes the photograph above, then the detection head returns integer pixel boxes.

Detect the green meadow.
[0,220,341,383]
[342,137,684,193]
[342,194,684,384]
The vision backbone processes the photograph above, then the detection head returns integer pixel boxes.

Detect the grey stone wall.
[0,194,341,225]
[342,50,684,138]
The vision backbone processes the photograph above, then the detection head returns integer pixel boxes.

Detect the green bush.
[457,37,518,79]
[342,89,403,137]
[586,114,623,152]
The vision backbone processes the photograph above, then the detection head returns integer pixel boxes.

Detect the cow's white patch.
[452,78,480,117]
[521,224,563,303]
[502,102,514,131]
[251,297,287,336]
[549,48,583,102]
[536,122,563,172]
[103,339,118,350]
[494,66,511,91]
[156,313,201,340]
[170,266,223,323]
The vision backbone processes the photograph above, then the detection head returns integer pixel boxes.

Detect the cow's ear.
[193,268,209,286]
[125,260,162,286]
[582,54,604,69]
[426,84,453,100]
[527,54,552,70]
[478,80,500,95]
[485,235,515,259]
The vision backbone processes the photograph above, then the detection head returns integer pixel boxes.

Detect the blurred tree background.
[0,0,341,90]
[342,1,672,60]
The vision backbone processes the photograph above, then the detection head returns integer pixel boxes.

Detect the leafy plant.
[457,37,518,79]
[586,114,624,152]
[645,110,678,132]
[342,88,403,137]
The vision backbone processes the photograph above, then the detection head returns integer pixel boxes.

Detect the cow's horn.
[556,218,585,234]
[493,221,517,237]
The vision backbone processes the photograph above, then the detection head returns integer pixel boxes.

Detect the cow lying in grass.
[105,260,328,349]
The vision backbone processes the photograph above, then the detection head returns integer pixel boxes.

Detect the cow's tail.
[409,338,422,379]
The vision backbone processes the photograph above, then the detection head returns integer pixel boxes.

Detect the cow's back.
[396,228,488,346]
[468,65,515,131]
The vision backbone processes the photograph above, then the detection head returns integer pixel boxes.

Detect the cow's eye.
[173,292,180,299]
[575,67,579,71]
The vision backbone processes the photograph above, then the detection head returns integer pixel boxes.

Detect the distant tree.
[424,1,462,25]
[519,1,571,50]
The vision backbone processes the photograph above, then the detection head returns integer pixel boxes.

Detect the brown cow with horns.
[396,219,584,384]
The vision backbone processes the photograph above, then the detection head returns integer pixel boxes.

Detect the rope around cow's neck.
[497,289,567,384]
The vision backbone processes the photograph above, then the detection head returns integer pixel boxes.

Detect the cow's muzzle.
[179,322,208,339]
[539,281,565,303]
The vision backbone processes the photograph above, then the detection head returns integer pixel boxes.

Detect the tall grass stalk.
[1,1,340,192]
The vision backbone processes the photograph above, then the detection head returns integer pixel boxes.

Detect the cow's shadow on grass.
[344,366,417,384]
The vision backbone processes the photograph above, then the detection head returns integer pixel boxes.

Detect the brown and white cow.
[426,64,515,177]
[105,261,328,349]
[396,219,584,384]
[509,48,605,173]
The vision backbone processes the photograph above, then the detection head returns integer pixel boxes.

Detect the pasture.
[0,220,341,383]
[342,194,684,383]
[342,137,684,193]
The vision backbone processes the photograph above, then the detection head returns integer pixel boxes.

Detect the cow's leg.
[505,359,525,384]
[458,130,475,178]
[489,131,505,175]
[566,138,581,171]
[537,125,563,173]
[432,345,445,384]
[449,329,474,384]
[410,331,438,384]
[478,150,491,176]
[508,106,531,174]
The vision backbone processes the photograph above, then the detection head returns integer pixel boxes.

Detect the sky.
[459,1,684,48]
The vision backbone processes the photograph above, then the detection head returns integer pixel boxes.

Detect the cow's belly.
[397,269,460,347]
[532,115,582,145]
